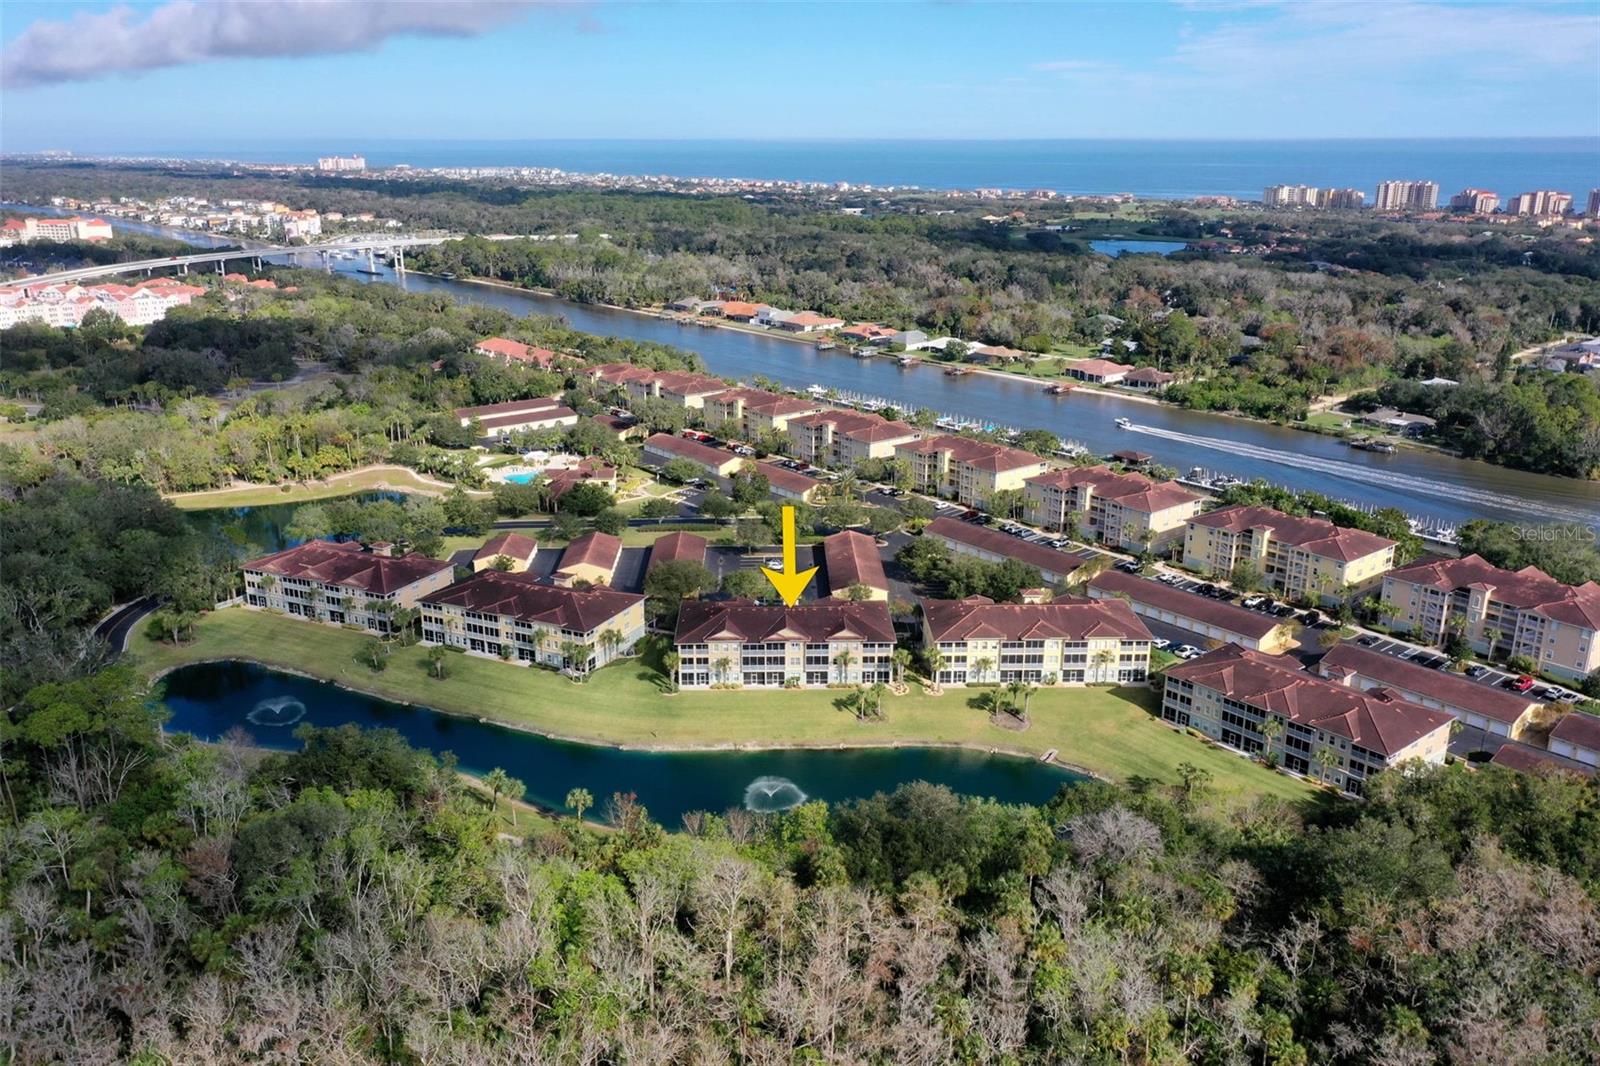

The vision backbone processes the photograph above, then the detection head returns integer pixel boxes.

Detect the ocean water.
[66,138,1600,201]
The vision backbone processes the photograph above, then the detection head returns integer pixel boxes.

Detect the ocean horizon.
[19,137,1600,201]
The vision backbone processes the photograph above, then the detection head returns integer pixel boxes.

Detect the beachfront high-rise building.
[316,155,366,172]
[1374,180,1439,212]
[1318,188,1365,209]
[1508,190,1573,217]
[1263,184,1319,207]
[1589,189,1600,217]
[1449,189,1501,214]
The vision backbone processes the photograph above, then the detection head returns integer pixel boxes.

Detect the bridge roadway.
[17,234,459,286]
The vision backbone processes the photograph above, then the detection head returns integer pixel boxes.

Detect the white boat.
[1115,417,1133,429]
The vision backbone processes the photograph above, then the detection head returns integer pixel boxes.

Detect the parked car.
[1559,691,1586,704]
[1242,595,1266,609]
[1298,610,1322,626]
[1050,538,1072,550]
[1151,638,1171,650]
[1115,560,1141,573]
[1508,675,1536,693]
[1359,634,1381,647]
[1465,664,1488,679]
[1271,604,1297,618]
[1538,686,1565,702]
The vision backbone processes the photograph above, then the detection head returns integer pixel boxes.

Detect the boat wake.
[743,775,808,813]
[1124,424,1599,526]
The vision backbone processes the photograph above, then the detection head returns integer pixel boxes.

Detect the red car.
[1509,675,1536,693]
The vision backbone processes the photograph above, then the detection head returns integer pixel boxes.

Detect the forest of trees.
[3,657,1599,1063]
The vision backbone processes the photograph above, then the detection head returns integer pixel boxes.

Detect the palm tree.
[924,647,946,686]
[891,647,912,685]
[1006,680,1027,720]
[662,650,681,691]
[484,767,513,817]
[1091,647,1117,681]
[971,656,994,684]
[868,681,888,719]
[713,656,734,685]
[598,627,623,664]
[1259,716,1284,764]
[565,787,593,822]
[1016,681,1037,721]
[1311,746,1339,787]
[426,646,450,679]
[832,648,857,684]
[533,627,554,667]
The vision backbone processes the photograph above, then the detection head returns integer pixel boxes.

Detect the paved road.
[95,596,159,653]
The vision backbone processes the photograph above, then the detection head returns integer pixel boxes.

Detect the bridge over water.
[16,234,459,286]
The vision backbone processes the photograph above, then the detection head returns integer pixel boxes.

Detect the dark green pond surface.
[160,662,1086,823]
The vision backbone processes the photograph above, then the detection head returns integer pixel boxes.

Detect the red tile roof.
[1317,643,1538,727]
[709,387,822,419]
[823,530,887,593]
[1165,644,1454,757]
[1385,554,1600,630]
[675,600,895,644]
[924,517,1088,579]
[921,594,1151,642]
[475,336,560,367]
[647,531,708,572]
[557,531,622,575]
[422,570,641,631]
[474,532,538,563]
[643,432,736,467]
[1088,569,1282,640]
[717,300,762,318]
[245,540,452,594]
[1190,505,1396,562]
[899,434,1045,473]
[1551,709,1600,753]
[1491,743,1593,775]
[1027,464,1200,513]
[756,460,820,496]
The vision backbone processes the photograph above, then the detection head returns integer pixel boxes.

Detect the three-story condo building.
[1182,505,1396,602]
[786,409,923,466]
[1161,644,1453,796]
[894,435,1049,510]
[701,387,826,438]
[673,600,896,688]
[1024,465,1202,551]
[420,570,646,676]
[920,595,1152,686]
[243,541,456,632]
[1379,554,1600,682]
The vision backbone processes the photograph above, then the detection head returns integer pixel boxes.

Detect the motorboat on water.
[1114,417,1133,429]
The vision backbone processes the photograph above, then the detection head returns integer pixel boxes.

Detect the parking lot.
[1352,633,1586,705]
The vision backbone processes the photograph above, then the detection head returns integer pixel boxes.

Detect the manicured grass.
[167,466,474,510]
[138,609,1312,805]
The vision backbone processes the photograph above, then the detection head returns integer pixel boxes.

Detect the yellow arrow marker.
[760,504,818,606]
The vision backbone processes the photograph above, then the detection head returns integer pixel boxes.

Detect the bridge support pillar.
[395,246,405,276]
[366,248,377,273]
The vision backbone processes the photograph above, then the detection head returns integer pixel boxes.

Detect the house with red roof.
[822,530,889,601]
[474,336,562,368]
[1380,554,1600,681]
[472,532,539,573]
[1025,465,1202,551]
[242,540,456,633]
[1183,505,1397,603]
[1163,644,1454,795]
[1064,357,1134,384]
[920,594,1152,686]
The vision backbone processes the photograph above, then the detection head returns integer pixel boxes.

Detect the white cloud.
[2,0,554,89]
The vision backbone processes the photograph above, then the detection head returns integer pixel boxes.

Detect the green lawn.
[168,465,477,510]
[138,609,1312,806]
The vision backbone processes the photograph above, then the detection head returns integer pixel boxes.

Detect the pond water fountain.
[742,775,808,813]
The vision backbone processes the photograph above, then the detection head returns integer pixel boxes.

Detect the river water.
[160,661,1084,822]
[16,200,1597,531]
[304,255,1600,531]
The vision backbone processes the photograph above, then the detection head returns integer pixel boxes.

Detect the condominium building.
[1449,188,1501,214]
[1380,554,1600,681]
[701,387,825,438]
[243,540,455,632]
[472,532,539,573]
[473,337,561,368]
[1317,642,1540,740]
[419,570,646,675]
[585,364,729,408]
[1182,505,1396,602]
[455,397,579,438]
[1023,465,1202,551]
[894,435,1048,509]
[1262,185,1318,207]
[1320,188,1366,209]
[1507,190,1573,217]
[553,531,623,587]
[1374,180,1439,212]
[673,600,896,688]
[1162,645,1453,796]
[924,516,1086,585]
[316,155,366,171]
[786,409,922,466]
[920,595,1152,686]
[0,215,114,244]
[822,530,889,600]
[1589,189,1600,218]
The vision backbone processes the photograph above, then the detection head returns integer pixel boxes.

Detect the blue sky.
[2,1,1597,152]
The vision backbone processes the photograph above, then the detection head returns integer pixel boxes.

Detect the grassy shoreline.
[138,608,1313,805]
[166,464,480,510]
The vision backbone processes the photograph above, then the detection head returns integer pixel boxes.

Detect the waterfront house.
[786,409,922,466]
[1358,408,1437,437]
[472,532,539,573]
[1316,642,1540,740]
[243,540,455,633]
[923,517,1086,585]
[701,387,826,438]
[1064,358,1134,384]
[1548,711,1600,768]
[1183,505,1396,603]
[553,531,623,587]
[715,301,764,322]
[673,600,896,688]
[1122,367,1178,391]
[642,432,745,479]
[840,323,896,343]
[474,336,561,369]
[420,570,645,675]
[775,311,846,333]
[754,306,795,327]
[1086,569,1297,653]
[920,595,1152,686]
[1379,554,1600,682]
[893,435,1049,509]
[1023,465,1202,551]
[1161,644,1453,796]
[823,530,889,601]
[968,345,1029,365]
[647,531,708,574]
[757,460,821,503]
